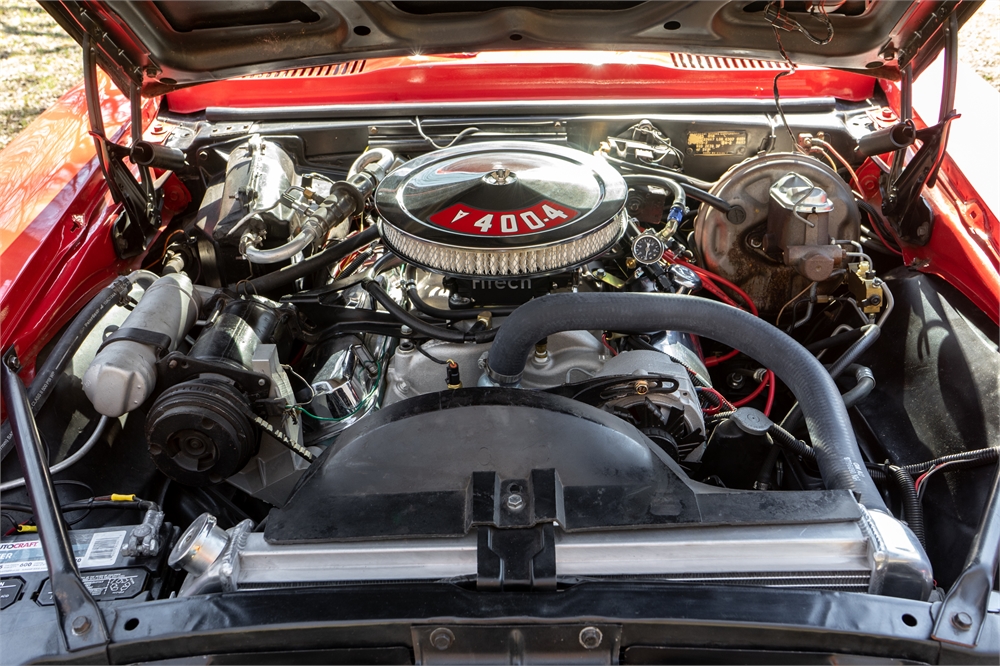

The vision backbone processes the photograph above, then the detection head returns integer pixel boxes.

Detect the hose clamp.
[483,359,523,387]
[854,365,875,384]
[111,276,135,306]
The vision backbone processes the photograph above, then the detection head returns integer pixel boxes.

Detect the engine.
[8,112,950,606]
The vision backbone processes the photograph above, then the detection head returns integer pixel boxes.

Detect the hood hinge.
[81,30,160,259]
[881,12,960,245]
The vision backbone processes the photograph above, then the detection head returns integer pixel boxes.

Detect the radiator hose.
[482,292,888,513]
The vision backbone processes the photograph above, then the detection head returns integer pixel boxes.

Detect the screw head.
[952,612,974,631]
[429,627,454,650]
[258,378,267,387]
[505,493,525,511]
[579,626,603,649]
[71,616,91,635]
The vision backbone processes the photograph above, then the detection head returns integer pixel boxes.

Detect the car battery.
[0,523,178,611]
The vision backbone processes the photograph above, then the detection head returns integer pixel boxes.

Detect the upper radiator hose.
[483,292,887,513]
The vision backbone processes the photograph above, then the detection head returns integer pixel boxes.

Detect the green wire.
[296,406,347,422]
[295,357,383,423]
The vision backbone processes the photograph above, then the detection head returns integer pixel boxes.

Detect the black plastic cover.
[266,388,861,542]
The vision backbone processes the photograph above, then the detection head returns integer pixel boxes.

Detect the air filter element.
[375,141,627,278]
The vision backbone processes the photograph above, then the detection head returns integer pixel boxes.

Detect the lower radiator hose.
[483,292,888,513]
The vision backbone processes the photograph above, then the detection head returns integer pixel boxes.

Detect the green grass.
[0,0,81,150]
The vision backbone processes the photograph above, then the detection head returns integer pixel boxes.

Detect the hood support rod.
[1,351,110,653]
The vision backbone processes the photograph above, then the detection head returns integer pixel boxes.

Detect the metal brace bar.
[1,353,109,653]
[931,462,1000,647]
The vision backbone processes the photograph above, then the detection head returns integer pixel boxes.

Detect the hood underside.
[44,1,980,97]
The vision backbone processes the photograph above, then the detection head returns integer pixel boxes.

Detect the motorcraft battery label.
[0,530,125,574]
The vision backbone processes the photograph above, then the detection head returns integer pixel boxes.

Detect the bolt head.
[579,626,603,650]
[71,616,91,635]
[952,611,974,631]
[258,378,267,387]
[505,493,525,511]
[168,359,178,369]
[429,627,454,650]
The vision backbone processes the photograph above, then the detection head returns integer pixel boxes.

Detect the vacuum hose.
[483,292,888,513]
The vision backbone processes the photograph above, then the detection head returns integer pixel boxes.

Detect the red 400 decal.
[427,200,579,236]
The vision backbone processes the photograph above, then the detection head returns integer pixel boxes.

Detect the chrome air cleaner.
[375,141,627,277]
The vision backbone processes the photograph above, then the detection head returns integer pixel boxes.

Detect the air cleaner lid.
[375,141,627,277]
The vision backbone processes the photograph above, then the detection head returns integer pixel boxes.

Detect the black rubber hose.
[0,273,149,461]
[841,372,876,409]
[364,281,497,344]
[403,267,518,320]
[805,327,865,352]
[755,365,874,489]
[767,423,816,461]
[484,292,887,512]
[622,174,686,210]
[679,185,735,217]
[601,153,715,190]
[406,286,518,320]
[889,465,925,547]
[827,324,880,380]
[602,155,734,215]
[755,445,783,490]
[781,326,880,433]
[247,226,379,295]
